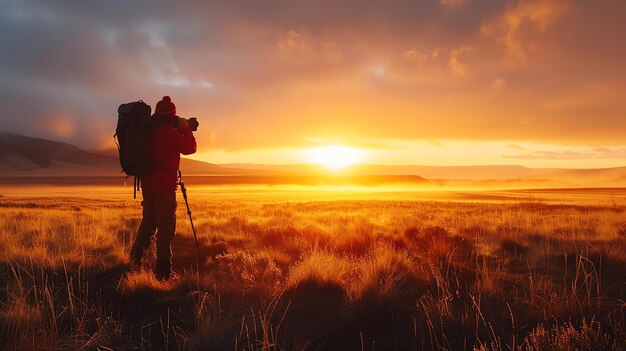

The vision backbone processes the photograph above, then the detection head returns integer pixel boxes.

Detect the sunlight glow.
[303,145,364,170]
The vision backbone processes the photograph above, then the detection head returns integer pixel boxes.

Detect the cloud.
[505,147,626,160]
[276,30,343,67]
[481,0,570,61]
[278,30,307,52]
[40,113,77,139]
[506,144,527,151]
[198,80,215,89]
[448,46,473,76]
[402,48,429,64]
[440,0,465,9]
[0,0,626,157]
[492,77,505,90]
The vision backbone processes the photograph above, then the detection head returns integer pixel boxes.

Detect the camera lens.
[188,117,199,131]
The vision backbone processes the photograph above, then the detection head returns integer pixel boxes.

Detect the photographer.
[130,96,197,281]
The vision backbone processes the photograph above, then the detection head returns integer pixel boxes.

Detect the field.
[0,185,625,350]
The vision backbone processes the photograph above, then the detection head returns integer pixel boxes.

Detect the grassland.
[0,186,624,350]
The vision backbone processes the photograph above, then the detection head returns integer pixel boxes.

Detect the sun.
[303,145,365,170]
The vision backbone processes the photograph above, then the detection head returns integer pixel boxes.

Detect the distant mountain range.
[1,131,625,187]
[219,163,626,187]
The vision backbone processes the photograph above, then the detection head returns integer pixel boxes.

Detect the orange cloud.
[277,30,343,65]
[492,77,506,90]
[40,113,76,139]
[440,0,465,9]
[448,46,473,76]
[505,147,626,160]
[278,30,307,52]
[481,0,570,61]
[402,48,428,64]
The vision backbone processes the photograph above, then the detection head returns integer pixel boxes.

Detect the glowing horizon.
[188,139,626,169]
[302,145,365,170]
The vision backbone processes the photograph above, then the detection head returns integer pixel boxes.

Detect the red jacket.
[141,122,196,190]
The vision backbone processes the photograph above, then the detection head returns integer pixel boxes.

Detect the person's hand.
[178,117,189,129]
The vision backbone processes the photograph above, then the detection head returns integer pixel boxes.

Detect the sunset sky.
[1,0,625,168]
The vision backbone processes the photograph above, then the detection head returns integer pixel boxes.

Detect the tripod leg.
[181,183,201,260]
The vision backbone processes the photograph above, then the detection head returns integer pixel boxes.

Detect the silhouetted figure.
[130,96,197,280]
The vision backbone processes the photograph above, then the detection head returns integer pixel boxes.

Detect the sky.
[1,0,625,168]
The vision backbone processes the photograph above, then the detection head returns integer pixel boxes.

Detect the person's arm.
[172,126,197,155]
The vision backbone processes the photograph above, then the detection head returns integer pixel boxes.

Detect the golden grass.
[0,191,624,350]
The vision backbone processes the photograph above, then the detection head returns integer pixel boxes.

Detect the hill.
[0,131,117,171]
[0,132,236,176]
[221,163,626,187]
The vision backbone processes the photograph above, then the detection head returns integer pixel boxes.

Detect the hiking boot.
[155,271,171,281]
[129,252,143,271]
[155,259,172,281]
[130,260,142,272]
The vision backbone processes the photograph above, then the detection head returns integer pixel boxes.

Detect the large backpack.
[114,100,153,198]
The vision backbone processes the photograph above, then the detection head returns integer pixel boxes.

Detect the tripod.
[178,170,201,260]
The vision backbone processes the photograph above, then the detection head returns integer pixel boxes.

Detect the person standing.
[130,96,196,280]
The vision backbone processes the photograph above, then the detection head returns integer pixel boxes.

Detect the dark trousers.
[130,189,177,277]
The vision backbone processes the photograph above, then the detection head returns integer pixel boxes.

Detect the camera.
[178,117,199,131]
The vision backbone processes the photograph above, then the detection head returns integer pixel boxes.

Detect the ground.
[0,185,625,350]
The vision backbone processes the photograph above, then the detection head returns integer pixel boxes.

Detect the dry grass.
[0,192,625,350]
